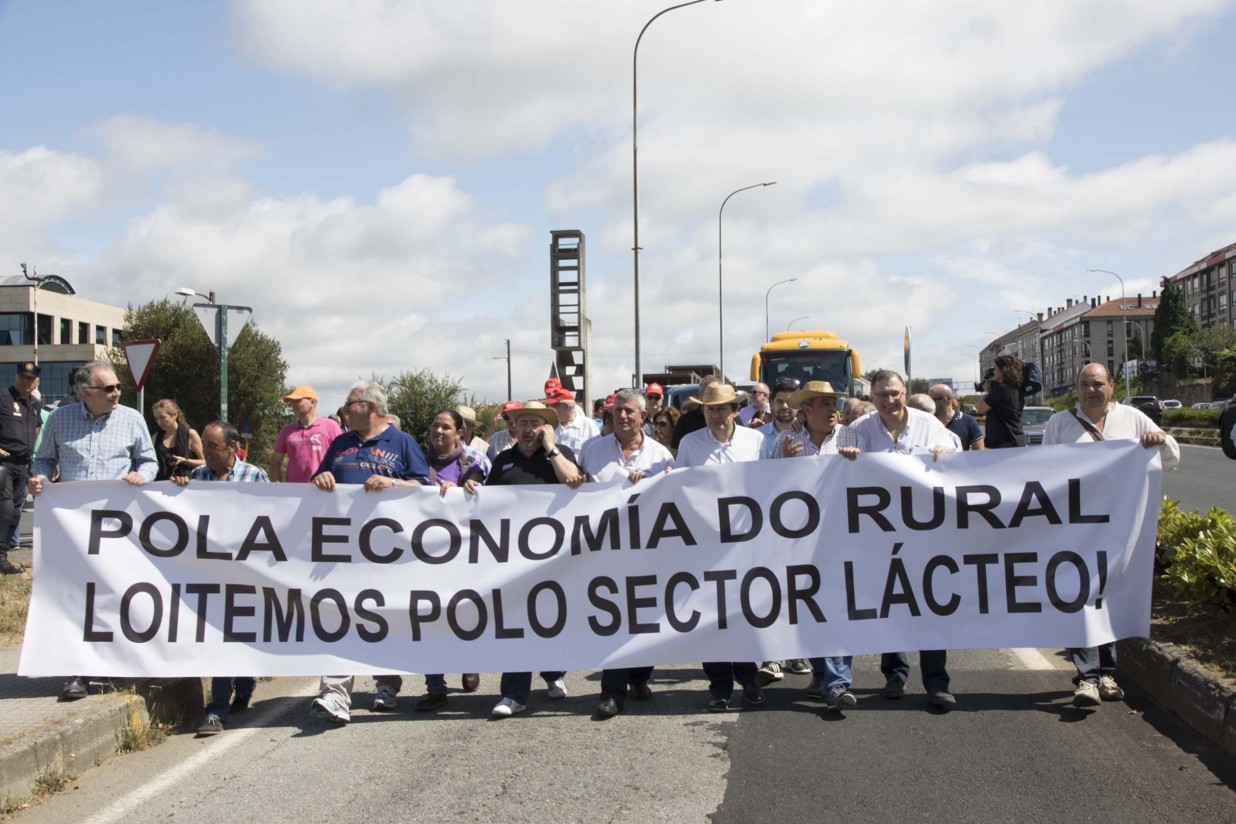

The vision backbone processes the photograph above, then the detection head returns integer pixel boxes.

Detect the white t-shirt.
[675,424,765,467]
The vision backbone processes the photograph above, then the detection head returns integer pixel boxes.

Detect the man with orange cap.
[271,385,342,483]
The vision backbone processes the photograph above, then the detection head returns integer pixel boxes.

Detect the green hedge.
[1163,408,1223,428]
[1157,499,1236,608]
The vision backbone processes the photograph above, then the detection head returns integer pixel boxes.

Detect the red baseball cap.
[604,393,616,408]
[501,400,522,413]
[645,383,664,397]
[545,388,575,403]
[544,377,562,394]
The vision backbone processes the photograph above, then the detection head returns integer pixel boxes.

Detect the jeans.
[702,661,758,700]
[881,650,949,691]
[499,671,565,704]
[808,656,853,690]
[424,674,448,694]
[599,666,654,706]
[206,676,256,721]
[1069,642,1117,684]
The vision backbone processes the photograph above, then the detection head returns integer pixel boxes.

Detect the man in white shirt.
[579,388,674,718]
[1043,363,1179,709]
[546,387,600,454]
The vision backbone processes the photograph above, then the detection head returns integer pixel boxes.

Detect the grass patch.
[116,705,166,753]
[0,571,31,647]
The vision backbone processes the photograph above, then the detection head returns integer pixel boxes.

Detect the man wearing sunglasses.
[29,359,157,700]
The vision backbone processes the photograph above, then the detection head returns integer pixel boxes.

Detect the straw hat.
[690,383,745,407]
[789,380,842,407]
[512,400,559,428]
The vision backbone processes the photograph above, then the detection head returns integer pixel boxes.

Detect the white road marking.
[83,681,319,824]
[1007,647,1059,671]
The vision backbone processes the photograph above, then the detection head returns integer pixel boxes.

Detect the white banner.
[20,441,1161,677]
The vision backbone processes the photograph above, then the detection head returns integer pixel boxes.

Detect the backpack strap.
[1068,409,1104,442]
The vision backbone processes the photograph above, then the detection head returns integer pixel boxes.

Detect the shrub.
[1157,499,1236,608]
[1163,408,1222,428]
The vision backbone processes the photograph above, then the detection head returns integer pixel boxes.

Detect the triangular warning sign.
[123,339,162,391]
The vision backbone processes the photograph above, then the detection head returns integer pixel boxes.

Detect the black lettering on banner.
[962,553,998,614]
[572,509,619,555]
[263,588,305,642]
[846,487,893,533]
[519,517,564,561]
[844,561,877,621]
[901,487,945,530]
[236,516,288,562]
[922,555,960,616]
[196,515,230,561]
[785,564,826,624]
[956,486,1004,529]
[120,582,162,643]
[527,581,567,638]
[647,502,697,548]
[1007,482,1063,529]
[88,510,132,555]
[185,583,220,642]
[223,584,258,642]
[703,569,737,629]
[880,543,921,618]
[447,590,487,641]
[408,591,441,642]
[626,494,642,550]
[83,581,114,642]
[1068,479,1108,524]
[1095,550,1108,608]
[411,519,461,565]
[167,583,181,642]
[309,588,350,642]
[625,575,660,635]
[587,577,621,635]
[719,496,763,543]
[354,589,387,642]
[1045,551,1089,613]
[469,520,509,564]
[139,512,189,558]
[312,517,352,562]
[740,567,781,629]
[359,518,404,564]
[665,571,701,633]
[493,589,524,639]
[769,491,819,539]
[1003,552,1042,613]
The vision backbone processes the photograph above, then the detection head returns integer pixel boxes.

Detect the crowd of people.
[10,356,1179,734]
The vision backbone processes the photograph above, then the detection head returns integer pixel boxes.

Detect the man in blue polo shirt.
[308,380,431,725]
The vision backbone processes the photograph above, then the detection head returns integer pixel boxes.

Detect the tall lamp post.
[1087,268,1130,397]
[787,316,810,331]
[493,338,512,400]
[178,287,250,422]
[718,181,776,380]
[764,277,798,341]
[632,0,719,387]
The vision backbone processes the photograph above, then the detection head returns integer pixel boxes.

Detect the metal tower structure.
[549,230,591,405]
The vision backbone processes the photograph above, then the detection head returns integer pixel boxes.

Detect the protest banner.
[19,441,1162,677]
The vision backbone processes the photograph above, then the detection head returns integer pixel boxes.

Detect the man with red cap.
[486,401,522,460]
[642,383,664,438]
[545,386,599,454]
[271,385,342,483]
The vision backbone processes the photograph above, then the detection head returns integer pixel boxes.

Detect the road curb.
[1119,636,1236,756]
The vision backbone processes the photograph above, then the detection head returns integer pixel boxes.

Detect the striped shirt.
[33,402,157,482]
[188,458,269,483]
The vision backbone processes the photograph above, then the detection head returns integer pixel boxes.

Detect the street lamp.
[719,181,776,380]
[1087,268,1130,397]
[787,316,810,330]
[493,339,512,400]
[176,286,216,305]
[764,277,798,341]
[632,0,720,387]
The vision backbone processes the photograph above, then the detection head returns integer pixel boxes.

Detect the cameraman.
[975,355,1027,448]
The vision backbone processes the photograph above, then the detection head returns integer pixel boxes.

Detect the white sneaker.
[1073,681,1100,708]
[372,685,398,711]
[546,678,568,699]
[492,697,526,718]
[1098,675,1125,702]
[310,693,351,723]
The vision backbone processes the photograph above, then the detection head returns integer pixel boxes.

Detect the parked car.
[1191,401,1212,409]
[1162,399,1182,410]
[1021,406,1056,446]
[1121,395,1164,425]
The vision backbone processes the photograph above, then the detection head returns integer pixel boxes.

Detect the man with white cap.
[271,385,342,483]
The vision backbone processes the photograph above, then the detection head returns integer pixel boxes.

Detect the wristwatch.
[545,447,561,458]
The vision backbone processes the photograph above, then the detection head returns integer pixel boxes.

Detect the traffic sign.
[122,339,162,391]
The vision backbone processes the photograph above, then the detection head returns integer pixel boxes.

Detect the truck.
[750,330,862,395]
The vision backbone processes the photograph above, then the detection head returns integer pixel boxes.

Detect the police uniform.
[0,362,41,573]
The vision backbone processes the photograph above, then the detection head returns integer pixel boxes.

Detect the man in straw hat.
[486,400,584,718]
[674,382,767,711]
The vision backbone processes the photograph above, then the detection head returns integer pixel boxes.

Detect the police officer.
[0,362,42,574]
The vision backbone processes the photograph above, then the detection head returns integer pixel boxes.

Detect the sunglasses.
[87,384,122,393]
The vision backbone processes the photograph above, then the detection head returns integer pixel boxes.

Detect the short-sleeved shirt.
[275,416,344,483]
[487,444,579,486]
[0,386,41,464]
[845,408,956,455]
[945,411,984,450]
[675,424,765,467]
[189,458,269,483]
[579,433,673,484]
[555,415,600,455]
[1042,403,1180,470]
[314,425,431,484]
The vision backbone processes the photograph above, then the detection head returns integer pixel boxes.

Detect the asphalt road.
[1162,444,1236,514]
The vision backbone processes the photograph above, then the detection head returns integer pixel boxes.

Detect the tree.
[1128,329,1144,360]
[1151,281,1196,362]
[1162,331,1199,379]
[108,299,289,465]
[383,369,468,448]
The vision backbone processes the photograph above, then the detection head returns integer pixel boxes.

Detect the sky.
[3,0,1236,407]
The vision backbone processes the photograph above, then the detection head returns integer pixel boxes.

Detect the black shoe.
[230,693,252,713]
[61,676,88,700]
[629,682,653,701]
[880,677,906,699]
[706,698,730,712]
[197,715,225,736]
[416,692,448,712]
[597,696,621,718]
[928,689,956,709]
[0,552,22,575]
[461,673,481,693]
[741,682,765,706]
